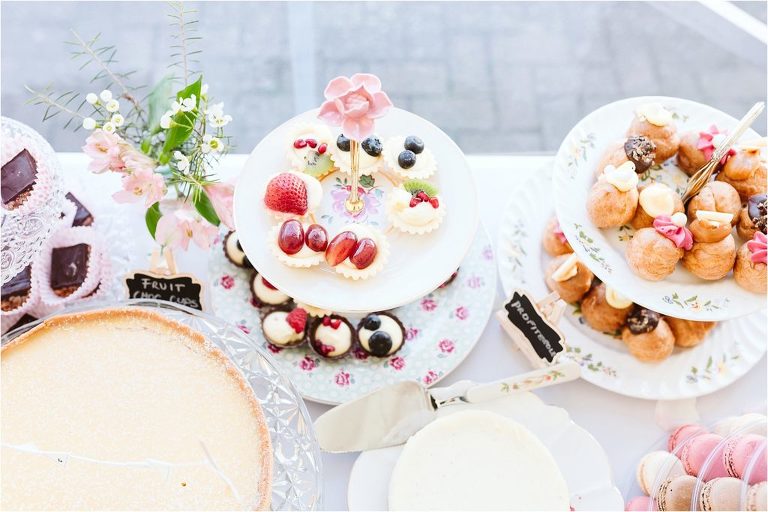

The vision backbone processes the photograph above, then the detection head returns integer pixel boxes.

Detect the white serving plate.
[233,108,479,313]
[552,96,764,322]
[347,391,623,511]
[499,165,766,400]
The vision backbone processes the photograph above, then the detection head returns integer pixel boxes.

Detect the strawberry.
[286,308,307,333]
[264,173,308,215]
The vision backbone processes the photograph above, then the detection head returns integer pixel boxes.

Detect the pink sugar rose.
[318,73,393,140]
[204,181,235,230]
[155,206,218,251]
[82,129,126,174]
[112,167,167,207]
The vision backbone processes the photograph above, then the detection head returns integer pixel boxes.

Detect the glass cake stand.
[2,299,323,511]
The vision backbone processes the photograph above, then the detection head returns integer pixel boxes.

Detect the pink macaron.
[680,433,729,480]
[668,423,709,454]
[625,495,653,511]
[723,434,767,483]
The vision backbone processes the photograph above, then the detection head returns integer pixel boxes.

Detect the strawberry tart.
[263,171,323,219]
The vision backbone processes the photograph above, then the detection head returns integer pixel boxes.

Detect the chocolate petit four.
[309,314,355,359]
[261,307,307,348]
[223,231,253,269]
[621,307,675,362]
[250,273,291,307]
[1,266,33,312]
[1,149,38,209]
[357,312,406,357]
[65,192,94,227]
[50,243,91,297]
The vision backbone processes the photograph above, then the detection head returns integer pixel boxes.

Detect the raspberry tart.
[309,314,356,359]
[387,179,446,235]
[261,306,308,348]
[384,135,437,180]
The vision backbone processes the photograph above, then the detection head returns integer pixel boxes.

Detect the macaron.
[716,413,768,436]
[745,443,767,484]
[625,495,653,511]
[698,477,743,511]
[656,475,696,512]
[747,482,767,511]
[723,434,767,481]
[680,433,728,480]
[668,423,709,454]
[637,450,685,495]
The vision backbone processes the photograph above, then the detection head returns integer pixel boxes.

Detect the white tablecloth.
[57,152,766,510]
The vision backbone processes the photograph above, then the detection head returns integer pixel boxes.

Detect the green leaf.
[161,76,203,156]
[193,189,220,227]
[359,174,375,188]
[146,73,174,133]
[145,202,162,239]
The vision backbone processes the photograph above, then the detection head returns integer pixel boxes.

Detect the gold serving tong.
[681,101,765,205]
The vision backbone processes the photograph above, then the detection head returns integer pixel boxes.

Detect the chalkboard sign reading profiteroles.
[124,271,204,311]
[497,289,566,368]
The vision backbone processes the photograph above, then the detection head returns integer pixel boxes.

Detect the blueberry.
[337,134,351,152]
[362,314,381,331]
[367,331,393,357]
[361,136,382,157]
[404,136,424,154]
[398,150,416,169]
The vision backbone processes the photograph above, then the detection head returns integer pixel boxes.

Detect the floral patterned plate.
[499,165,766,400]
[209,227,496,405]
[553,96,764,322]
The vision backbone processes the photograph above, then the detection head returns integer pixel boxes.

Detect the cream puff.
[738,194,767,240]
[587,161,639,228]
[734,232,767,294]
[542,216,573,256]
[631,182,684,229]
[627,103,680,163]
[717,145,767,201]
[686,181,741,227]
[666,317,716,348]
[626,214,691,281]
[544,253,594,303]
[622,307,676,362]
[677,125,735,176]
[596,136,656,177]
[581,282,633,333]
[683,211,737,280]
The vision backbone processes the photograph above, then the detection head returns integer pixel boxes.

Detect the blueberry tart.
[357,312,405,357]
[223,231,253,269]
[384,135,437,179]
[261,307,307,348]
[309,314,356,359]
[333,133,384,175]
[250,274,292,308]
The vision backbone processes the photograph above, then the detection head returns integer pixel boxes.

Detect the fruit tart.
[737,194,767,240]
[677,125,735,176]
[621,307,675,362]
[309,314,356,359]
[581,282,633,333]
[682,211,736,280]
[269,220,327,268]
[686,181,741,227]
[325,224,390,280]
[357,312,406,357]
[261,306,307,348]
[223,230,253,269]
[250,274,292,308]
[263,171,323,219]
[542,216,573,256]
[587,161,639,228]
[544,253,594,303]
[332,134,384,175]
[716,143,767,201]
[626,103,680,163]
[626,214,692,281]
[631,182,684,229]
[386,179,445,235]
[384,135,437,180]
[733,231,767,294]
[596,136,656,177]
[286,123,336,179]
[666,317,716,348]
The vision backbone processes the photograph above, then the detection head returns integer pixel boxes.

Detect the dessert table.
[57,151,766,510]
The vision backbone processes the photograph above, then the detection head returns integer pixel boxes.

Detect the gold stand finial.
[344,139,365,214]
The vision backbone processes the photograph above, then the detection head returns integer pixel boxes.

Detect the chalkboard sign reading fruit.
[124,271,204,311]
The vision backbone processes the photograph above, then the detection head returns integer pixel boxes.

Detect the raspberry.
[286,308,307,333]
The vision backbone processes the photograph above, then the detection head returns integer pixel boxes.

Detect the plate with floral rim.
[499,165,766,400]
[552,96,765,322]
[208,226,496,405]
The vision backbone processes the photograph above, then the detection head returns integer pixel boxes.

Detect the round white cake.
[388,410,569,511]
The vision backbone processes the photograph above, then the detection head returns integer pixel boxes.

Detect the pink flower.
[237,324,250,334]
[299,356,316,372]
[334,370,351,387]
[482,245,494,261]
[423,370,439,385]
[389,356,406,370]
[352,347,369,360]
[438,339,455,353]
[421,298,437,311]
[204,181,235,230]
[406,327,420,341]
[112,167,167,207]
[220,275,235,289]
[318,73,393,140]
[122,145,156,175]
[82,129,126,173]
[455,306,469,320]
[467,276,483,289]
[155,205,219,251]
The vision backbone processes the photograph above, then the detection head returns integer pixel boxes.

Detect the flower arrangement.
[26,3,232,251]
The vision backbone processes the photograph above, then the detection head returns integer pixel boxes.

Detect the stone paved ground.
[2,1,766,153]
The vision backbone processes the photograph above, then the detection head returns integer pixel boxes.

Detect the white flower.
[174,151,190,172]
[99,89,113,102]
[82,117,96,130]
[111,113,125,127]
[105,99,120,113]
[206,102,232,127]
[170,101,181,114]
[86,93,98,105]
[201,134,223,154]
[180,94,196,112]
[201,83,209,96]
[102,121,116,134]
[160,111,173,129]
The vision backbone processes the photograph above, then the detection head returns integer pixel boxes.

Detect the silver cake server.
[314,361,580,453]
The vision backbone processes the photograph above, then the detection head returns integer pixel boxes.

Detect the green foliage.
[193,188,220,227]
[145,202,162,239]
[146,74,174,133]
[161,76,202,155]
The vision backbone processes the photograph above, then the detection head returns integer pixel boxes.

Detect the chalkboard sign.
[124,271,204,311]
[497,289,565,368]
